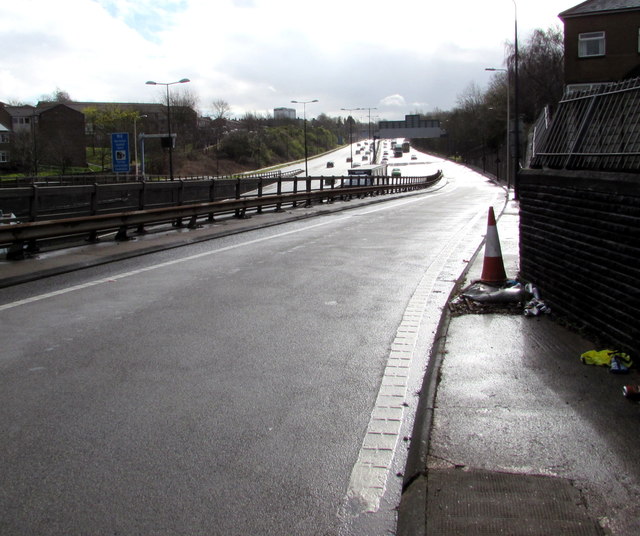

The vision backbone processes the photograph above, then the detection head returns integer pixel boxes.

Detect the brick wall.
[518,169,640,357]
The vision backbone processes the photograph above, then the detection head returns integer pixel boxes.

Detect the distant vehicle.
[382,157,388,164]
[394,146,403,157]
[326,161,334,168]
[346,157,352,162]
[352,161,361,167]
[343,163,387,186]
[411,154,417,160]
[362,155,368,161]
[391,168,401,177]
[402,141,410,153]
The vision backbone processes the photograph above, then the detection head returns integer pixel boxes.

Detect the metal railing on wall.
[0,171,443,260]
[530,77,640,172]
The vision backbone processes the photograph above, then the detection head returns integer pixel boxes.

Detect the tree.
[84,106,140,170]
[507,26,564,123]
[39,88,72,103]
[211,99,231,121]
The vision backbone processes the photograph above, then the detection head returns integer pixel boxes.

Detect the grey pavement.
[2,193,639,536]
[398,199,640,536]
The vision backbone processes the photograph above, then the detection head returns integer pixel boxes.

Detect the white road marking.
[341,197,495,517]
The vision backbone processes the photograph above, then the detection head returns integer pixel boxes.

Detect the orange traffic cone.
[480,206,507,285]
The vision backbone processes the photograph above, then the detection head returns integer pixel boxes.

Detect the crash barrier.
[518,168,639,359]
[0,170,443,260]
[0,171,306,223]
[0,168,301,188]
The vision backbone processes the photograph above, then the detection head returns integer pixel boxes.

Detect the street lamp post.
[133,114,147,179]
[358,107,377,161]
[145,78,190,180]
[341,108,361,168]
[511,0,520,199]
[291,99,318,177]
[485,68,510,191]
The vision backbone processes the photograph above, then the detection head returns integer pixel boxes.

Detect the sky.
[2,0,578,121]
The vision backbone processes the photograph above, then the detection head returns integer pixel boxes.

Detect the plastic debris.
[523,283,550,317]
[580,349,633,373]
[462,281,525,304]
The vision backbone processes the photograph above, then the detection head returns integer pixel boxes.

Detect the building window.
[0,133,9,143]
[0,151,8,163]
[579,31,605,57]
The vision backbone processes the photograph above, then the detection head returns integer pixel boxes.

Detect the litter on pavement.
[580,349,633,373]
[449,280,551,317]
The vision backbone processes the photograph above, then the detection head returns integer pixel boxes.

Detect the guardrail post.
[305,177,312,207]
[173,179,185,227]
[234,177,242,218]
[29,184,39,222]
[115,225,130,241]
[208,179,216,222]
[6,240,26,261]
[136,180,147,234]
[275,175,284,212]
[257,177,263,214]
[292,176,298,208]
[187,213,199,229]
[87,183,100,242]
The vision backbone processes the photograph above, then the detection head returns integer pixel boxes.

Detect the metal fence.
[0,168,301,188]
[530,77,640,172]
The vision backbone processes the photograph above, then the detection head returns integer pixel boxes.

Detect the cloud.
[1,0,578,119]
[380,95,406,108]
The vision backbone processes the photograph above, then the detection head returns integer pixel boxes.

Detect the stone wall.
[517,169,640,357]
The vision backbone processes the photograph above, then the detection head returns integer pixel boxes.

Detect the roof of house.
[3,105,37,117]
[37,101,166,114]
[559,0,640,18]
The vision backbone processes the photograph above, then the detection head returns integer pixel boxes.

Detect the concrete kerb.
[396,195,512,536]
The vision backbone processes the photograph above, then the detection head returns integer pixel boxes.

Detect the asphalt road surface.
[0,154,504,535]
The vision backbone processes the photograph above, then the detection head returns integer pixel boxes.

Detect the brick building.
[559,0,640,86]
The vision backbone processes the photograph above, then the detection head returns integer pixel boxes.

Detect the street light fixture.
[145,78,190,180]
[291,99,318,176]
[485,68,510,191]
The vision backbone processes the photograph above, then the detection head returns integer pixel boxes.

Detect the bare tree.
[211,99,231,121]
[507,26,564,122]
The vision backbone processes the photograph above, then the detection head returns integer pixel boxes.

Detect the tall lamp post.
[357,107,377,160]
[145,78,190,180]
[133,114,147,179]
[341,107,362,168]
[359,107,377,141]
[511,0,520,199]
[291,99,318,176]
[485,68,510,191]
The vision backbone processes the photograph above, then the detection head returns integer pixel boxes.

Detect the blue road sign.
[111,132,130,173]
